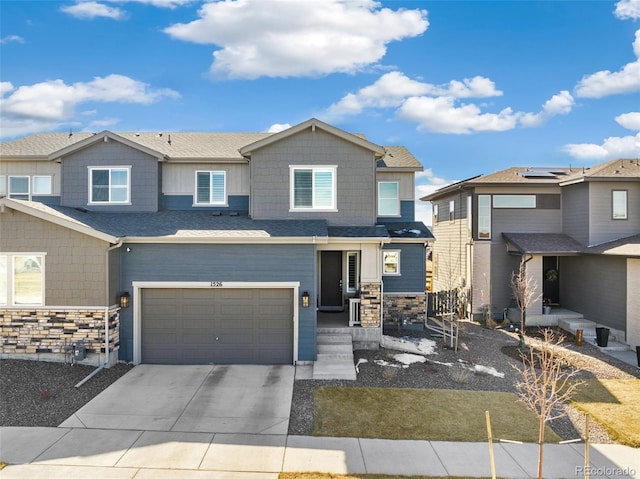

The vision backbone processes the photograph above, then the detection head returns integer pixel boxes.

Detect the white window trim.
[33,175,53,196]
[0,253,46,307]
[194,170,228,206]
[612,190,628,220]
[88,166,131,205]
[8,175,30,200]
[289,165,338,212]
[383,250,401,276]
[478,194,491,239]
[449,200,455,221]
[377,181,400,217]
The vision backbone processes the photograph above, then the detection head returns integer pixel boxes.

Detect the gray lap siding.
[117,243,317,362]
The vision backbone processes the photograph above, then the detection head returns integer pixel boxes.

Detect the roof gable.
[48,131,166,161]
[238,118,386,158]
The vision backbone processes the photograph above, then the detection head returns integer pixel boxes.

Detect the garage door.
[141,288,293,365]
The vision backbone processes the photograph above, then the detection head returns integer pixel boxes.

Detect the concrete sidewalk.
[1,427,638,478]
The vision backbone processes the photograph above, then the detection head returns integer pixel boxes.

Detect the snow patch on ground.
[472,364,505,378]
[380,335,437,356]
[373,359,402,368]
[355,358,368,373]
[394,353,427,366]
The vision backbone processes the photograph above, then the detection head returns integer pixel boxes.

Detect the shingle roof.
[384,222,434,240]
[560,159,640,184]
[378,146,423,169]
[328,226,389,238]
[585,234,640,256]
[502,233,585,254]
[7,200,329,240]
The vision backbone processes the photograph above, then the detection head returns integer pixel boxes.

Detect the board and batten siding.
[0,209,110,306]
[249,129,376,225]
[562,183,590,245]
[588,182,640,246]
[60,141,160,212]
[117,243,317,362]
[560,255,626,331]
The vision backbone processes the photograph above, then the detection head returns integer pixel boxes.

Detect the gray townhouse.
[0,118,432,371]
[422,159,640,350]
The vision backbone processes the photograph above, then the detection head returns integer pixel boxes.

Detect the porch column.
[359,283,381,327]
[526,255,544,314]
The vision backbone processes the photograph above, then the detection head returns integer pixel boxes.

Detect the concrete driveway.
[60,364,295,435]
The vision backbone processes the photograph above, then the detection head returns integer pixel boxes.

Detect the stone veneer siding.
[383,294,426,323]
[0,306,120,360]
[359,283,381,327]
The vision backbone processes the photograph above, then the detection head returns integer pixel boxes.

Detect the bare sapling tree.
[510,257,541,347]
[513,329,584,479]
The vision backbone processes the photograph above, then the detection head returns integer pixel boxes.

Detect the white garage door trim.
[132,281,300,365]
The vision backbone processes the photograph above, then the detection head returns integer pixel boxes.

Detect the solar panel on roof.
[520,171,557,178]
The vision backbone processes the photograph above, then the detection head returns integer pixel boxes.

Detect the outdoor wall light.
[118,292,130,309]
[302,291,310,308]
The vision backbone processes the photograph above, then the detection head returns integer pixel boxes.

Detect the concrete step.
[313,358,357,380]
[594,340,631,352]
[317,352,354,361]
[317,333,353,345]
[317,343,353,354]
[558,317,595,337]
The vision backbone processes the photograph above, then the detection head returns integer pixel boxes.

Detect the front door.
[320,251,343,310]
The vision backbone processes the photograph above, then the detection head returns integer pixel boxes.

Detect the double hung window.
[383,250,401,275]
[612,190,627,219]
[378,181,399,216]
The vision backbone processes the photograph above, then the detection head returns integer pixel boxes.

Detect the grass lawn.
[312,387,561,443]
[571,379,640,447]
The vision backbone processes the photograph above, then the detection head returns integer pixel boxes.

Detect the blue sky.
[1,0,639,224]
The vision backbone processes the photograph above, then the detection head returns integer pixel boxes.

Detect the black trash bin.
[595,327,610,347]
[636,346,640,367]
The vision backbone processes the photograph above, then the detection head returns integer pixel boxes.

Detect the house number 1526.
[210,281,223,287]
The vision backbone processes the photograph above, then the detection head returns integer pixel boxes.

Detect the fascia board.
[122,236,330,244]
[48,131,166,161]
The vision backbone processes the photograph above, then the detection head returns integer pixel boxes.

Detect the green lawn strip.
[312,387,561,443]
[571,379,640,447]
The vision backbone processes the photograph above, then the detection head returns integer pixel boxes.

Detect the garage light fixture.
[118,292,130,309]
[302,291,310,308]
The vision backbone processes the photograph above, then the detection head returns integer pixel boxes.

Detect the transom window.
[0,253,45,306]
[195,171,226,205]
[612,190,627,219]
[378,181,399,216]
[290,166,336,210]
[493,195,536,208]
[89,167,130,204]
[383,250,401,275]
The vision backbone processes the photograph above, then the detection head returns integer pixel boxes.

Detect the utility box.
[73,345,86,361]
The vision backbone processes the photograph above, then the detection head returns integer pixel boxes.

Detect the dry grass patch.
[312,387,561,443]
[571,379,640,447]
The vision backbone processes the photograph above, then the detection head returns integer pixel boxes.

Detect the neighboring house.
[0,118,432,366]
[422,159,640,349]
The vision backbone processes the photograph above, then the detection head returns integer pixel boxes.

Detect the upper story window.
[612,190,627,219]
[290,166,337,211]
[467,195,472,235]
[478,195,491,239]
[493,195,536,208]
[378,181,399,216]
[449,200,455,221]
[8,176,30,200]
[383,250,401,275]
[33,176,52,195]
[433,204,439,225]
[89,167,130,204]
[195,171,226,205]
[0,253,45,306]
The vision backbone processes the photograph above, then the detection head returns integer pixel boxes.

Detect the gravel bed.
[288,321,640,444]
[0,360,133,427]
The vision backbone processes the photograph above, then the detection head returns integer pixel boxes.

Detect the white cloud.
[563,133,640,160]
[615,0,640,19]
[61,1,125,20]
[616,111,640,130]
[324,72,502,121]
[0,74,179,138]
[574,30,640,98]
[164,0,428,79]
[0,35,25,44]
[398,96,518,134]
[267,123,291,133]
[519,90,574,127]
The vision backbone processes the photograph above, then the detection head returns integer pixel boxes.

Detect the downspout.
[76,239,123,388]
